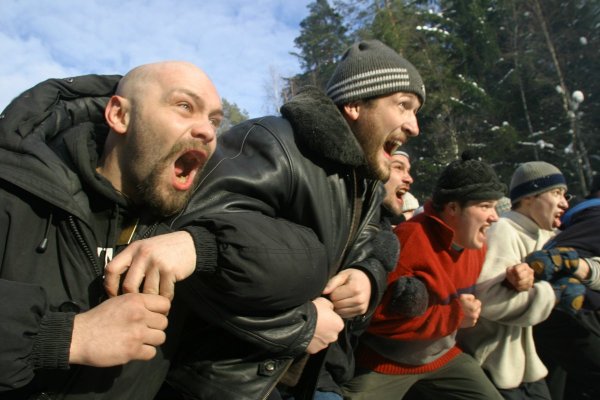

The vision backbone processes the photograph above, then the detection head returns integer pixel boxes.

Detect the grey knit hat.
[433,153,506,206]
[391,149,410,159]
[326,40,425,107]
[495,196,512,215]
[509,161,567,204]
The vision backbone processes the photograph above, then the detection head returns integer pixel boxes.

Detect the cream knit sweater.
[458,211,556,389]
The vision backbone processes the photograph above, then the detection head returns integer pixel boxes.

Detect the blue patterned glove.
[552,276,586,316]
[525,247,580,282]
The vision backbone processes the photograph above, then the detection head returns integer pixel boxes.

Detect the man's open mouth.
[384,139,403,155]
[395,188,407,199]
[173,150,204,189]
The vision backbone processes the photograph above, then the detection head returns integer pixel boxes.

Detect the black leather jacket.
[164,87,390,399]
[0,75,175,399]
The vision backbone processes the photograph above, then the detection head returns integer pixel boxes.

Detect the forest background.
[225,0,599,202]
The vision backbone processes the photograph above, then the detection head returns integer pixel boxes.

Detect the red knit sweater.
[357,202,486,374]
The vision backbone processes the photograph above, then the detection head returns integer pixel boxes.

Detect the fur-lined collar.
[280,86,365,167]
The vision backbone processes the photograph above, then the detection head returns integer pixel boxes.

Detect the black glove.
[388,276,428,317]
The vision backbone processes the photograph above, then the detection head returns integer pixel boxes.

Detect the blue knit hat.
[509,161,566,204]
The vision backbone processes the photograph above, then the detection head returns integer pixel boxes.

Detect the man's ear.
[446,201,459,216]
[342,101,361,122]
[105,95,130,135]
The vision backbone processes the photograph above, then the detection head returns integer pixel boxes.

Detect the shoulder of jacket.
[1,74,120,150]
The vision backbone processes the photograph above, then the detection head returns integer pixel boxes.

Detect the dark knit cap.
[433,152,506,205]
[509,161,566,204]
[326,40,425,107]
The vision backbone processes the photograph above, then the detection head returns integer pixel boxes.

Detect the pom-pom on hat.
[433,152,506,206]
[326,40,425,107]
[402,192,420,212]
[509,161,566,204]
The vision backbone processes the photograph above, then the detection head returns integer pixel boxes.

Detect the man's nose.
[403,114,419,137]
[191,118,217,144]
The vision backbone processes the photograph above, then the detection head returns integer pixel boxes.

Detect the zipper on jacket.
[68,215,101,277]
[140,223,159,239]
[334,169,363,274]
[261,358,294,400]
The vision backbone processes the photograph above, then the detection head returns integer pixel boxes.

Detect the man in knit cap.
[531,174,600,400]
[343,153,506,399]
[382,149,415,226]
[459,161,598,400]
[102,40,426,399]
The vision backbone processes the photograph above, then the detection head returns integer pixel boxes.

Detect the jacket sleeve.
[0,280,74,391]
[476,220,555,326]
[177,212,326,356]
[168,120,333,355]
[0,75,120,391]
[0,187,76,391]
[182,212,328,313]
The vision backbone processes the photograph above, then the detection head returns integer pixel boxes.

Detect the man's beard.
[353,127,389,181]
[134,142,202,217]
[135,169,195,217]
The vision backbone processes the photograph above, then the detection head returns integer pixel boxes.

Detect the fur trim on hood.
[280,86,365,167]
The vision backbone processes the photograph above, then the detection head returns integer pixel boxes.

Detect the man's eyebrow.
[166,88,202,103]
[210,108,225,119]
[166,88,223,116]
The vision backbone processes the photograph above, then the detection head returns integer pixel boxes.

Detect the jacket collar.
[421,201,457,251]
[280,86,366,167]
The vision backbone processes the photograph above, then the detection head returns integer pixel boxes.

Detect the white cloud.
[0,0,311,117]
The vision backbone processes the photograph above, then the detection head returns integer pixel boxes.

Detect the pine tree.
[287,0,350,93]
[217,99,249,136]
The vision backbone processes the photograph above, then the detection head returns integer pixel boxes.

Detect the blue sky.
[0,0,312,118]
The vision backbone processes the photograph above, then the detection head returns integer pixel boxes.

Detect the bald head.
[116,61,215,105]
[99,61,222,216]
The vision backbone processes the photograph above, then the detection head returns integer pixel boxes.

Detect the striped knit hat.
[391,149,410,159]
[326,40,425,107]
[510,161,567,204]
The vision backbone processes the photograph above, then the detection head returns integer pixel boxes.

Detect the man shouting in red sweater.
[343,153,507,400]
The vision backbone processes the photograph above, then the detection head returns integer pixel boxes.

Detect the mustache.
[160,139,210,164]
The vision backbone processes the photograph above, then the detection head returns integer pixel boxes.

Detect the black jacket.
[544,200,600,333]
[0,75,168,400]
[532,200,600,399]
[164,86,392,399]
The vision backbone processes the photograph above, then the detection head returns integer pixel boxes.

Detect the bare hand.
[322,268,371,318]
[459,294,481,328]
[306,297,344,354]
[505,263,534,292]
[104,231,196,300]
[69,293,170,366]
[573,258,591,281]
